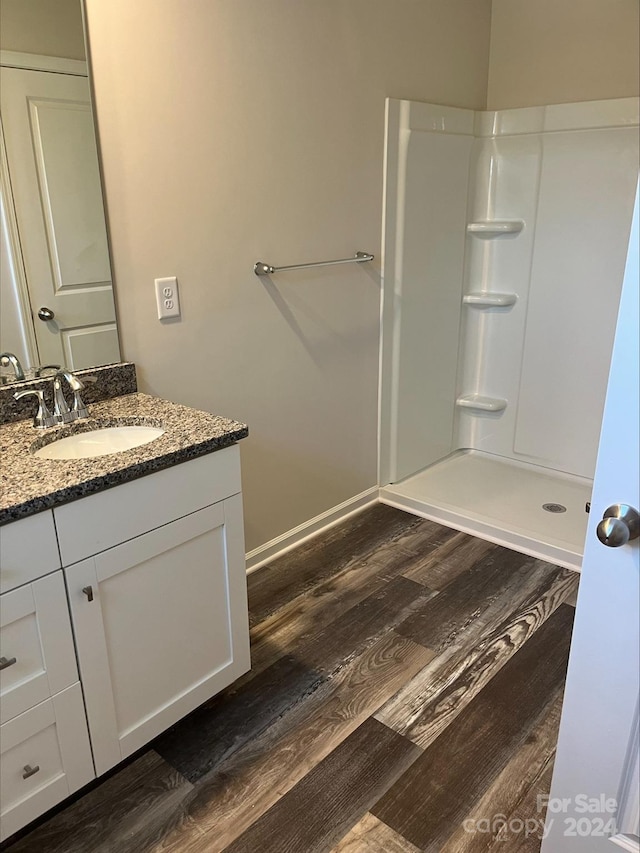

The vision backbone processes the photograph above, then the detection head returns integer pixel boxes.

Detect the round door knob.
[596,504,640,548]
[37,307,55,321]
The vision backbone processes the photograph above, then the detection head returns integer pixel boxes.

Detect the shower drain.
[543,503,567,513]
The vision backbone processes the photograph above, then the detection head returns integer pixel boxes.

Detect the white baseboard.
[245,487,380,574]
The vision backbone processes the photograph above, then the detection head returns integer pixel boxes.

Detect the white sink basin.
[34,425,165,460]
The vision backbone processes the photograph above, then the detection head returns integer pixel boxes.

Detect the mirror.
[0,0,121,383]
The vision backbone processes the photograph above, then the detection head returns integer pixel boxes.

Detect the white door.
[542,182,640,851]
[0,65,119,369]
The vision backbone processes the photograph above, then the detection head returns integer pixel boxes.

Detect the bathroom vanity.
[0,370,250,841]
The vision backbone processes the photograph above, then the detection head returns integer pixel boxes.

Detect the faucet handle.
[70,376,97,420]
[14,389,56,429]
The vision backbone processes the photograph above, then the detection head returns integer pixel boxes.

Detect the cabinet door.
[66,497,250,776]
[1,572,78,724]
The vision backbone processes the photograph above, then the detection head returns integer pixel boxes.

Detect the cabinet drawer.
[1,572,78,724]
[54,444,241,566]
[0,683,95,842]
[0,512,60,594]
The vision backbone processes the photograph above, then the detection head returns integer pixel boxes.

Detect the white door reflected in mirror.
[1,63,120,371]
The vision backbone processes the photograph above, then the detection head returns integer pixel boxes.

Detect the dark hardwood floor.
[3,504,579,853]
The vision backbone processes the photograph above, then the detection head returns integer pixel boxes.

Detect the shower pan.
[378,96,639,570]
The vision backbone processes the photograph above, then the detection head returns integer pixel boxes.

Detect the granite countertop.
[0,392,248,524]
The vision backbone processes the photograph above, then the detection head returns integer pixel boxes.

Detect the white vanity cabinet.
[0,513,94,842]
[55,445,250,777]
[0,443,250,838]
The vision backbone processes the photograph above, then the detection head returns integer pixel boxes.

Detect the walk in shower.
[378,97,639,569]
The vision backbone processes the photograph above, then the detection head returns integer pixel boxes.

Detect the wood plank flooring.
[3,504,579,853]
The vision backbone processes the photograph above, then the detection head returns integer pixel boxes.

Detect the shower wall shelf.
[456,394,507,413]
[466,220,524,235]
[463,292,518,307]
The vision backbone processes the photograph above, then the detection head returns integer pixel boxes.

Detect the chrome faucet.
[13,368,97,429]
[52,369,96,424]
[0,352,26,382]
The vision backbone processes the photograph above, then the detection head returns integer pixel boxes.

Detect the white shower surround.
[378,96,639,570]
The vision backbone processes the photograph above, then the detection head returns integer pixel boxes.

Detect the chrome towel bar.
[254,251,374,276]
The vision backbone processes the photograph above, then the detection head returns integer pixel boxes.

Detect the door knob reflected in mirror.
[596,505,640,548]
[37,307,55,321]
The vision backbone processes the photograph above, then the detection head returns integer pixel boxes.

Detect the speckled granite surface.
[0,362,137,425]
[0,392,248,524]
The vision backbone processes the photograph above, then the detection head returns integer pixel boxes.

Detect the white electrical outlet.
[154,276,181,320]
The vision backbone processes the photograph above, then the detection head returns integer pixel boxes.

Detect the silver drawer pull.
[0,656,17,670]
[22,764,40,780]
[82,585,94,602]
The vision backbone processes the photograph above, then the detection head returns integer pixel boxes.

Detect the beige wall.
[84,0,491,551]
[488,0,640,109]
[0,0,86,60]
